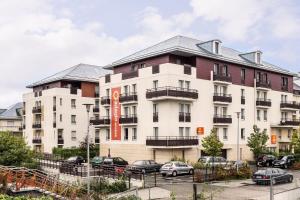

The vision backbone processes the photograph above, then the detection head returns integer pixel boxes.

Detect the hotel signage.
[111,87,121,140]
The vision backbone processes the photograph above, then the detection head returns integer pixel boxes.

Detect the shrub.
[192,162,207,169]
[0,194,53,200]
[291,162,300,170]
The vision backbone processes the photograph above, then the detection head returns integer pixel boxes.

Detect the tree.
[202,128,224,157]
[291,128,300,154]
[247,125,269,159]
[0,131,37,168]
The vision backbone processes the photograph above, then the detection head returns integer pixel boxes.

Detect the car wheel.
[189,169,194,175]
[288,176,293,183]
[141,169,146,174]
[172,171,177,177]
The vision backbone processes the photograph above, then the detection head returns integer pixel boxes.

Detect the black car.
[252,168,293,185]
[272,155,295,169]
[63,156,85,165]
[256,155,276,167]
[59,156,85,173]
[127,160,162,174]
[103,157,128,166]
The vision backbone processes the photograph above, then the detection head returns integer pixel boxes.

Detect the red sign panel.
[111,87,121,140]
[271,135,277,144]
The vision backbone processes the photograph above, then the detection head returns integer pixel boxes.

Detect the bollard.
[154,172,157,187]
[193,184,197,200]
[129,175,131,190]
[148,188,151,200]
[270,175,274,200]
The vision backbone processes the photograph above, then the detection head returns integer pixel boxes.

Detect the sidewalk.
[210,179,254,188]
[109,187,171,200]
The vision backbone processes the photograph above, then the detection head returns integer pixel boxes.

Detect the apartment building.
[23,64,109,153]
[94,36,300,163]
[0,102,23,137]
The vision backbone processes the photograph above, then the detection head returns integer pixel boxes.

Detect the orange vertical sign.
[197,127,204,135]
[271,135,277,144]
[111,87,121,140]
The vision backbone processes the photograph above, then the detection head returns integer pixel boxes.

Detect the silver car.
[199,156,229,167]
[160,161,194,177]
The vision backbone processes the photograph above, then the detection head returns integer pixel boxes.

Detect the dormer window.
[214,41,220,54]
[256,52,261,64]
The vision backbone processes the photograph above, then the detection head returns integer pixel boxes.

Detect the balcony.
[32,122,42,129]
[241,96,245,105]
[95,138,100,143]
[32,106,42,114]
[153,112,158,122]
[146,136,198,147]
[146,86,198,101]
[58,138,64,144]
[256,98,272,107]
[93,107,100,113]
[119,93,138,104]
[101,96,110,106]
[32,138,42,144]
[90,116,110,126]
[280,101,300,110]
[119,114,137,124]
[213,73,232,83]
[213,115,232,124]
[256,80,271,89]
[280,119,300,126]
[213,93,232,104]
[179,112,191,122]
[122,70,138,80]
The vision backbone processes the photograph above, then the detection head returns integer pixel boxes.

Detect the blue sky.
[0,0,299,107]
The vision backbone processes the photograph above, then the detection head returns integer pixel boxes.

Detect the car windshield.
[256,170,267,175]
[133,160,145,165]
[163,163,172,167]
[280,156,287,161]
[67,157,77,161]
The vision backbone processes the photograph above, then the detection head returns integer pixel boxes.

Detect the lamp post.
[83,103,93,199]
[236,111,240,173]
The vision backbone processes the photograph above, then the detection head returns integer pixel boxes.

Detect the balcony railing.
[179,112,191,122]
[58,138,64,144]
[119,114,138,124]
[146,86,198,100]
[213,73,232,83]
[95,138,100,143]
[280,101,300,110]
[146,136,198,147]
[101,96,110,105]
[32,106,42,113]
[119,93,138,103]
[280,119,300,126]
[256,98,272,107]
[213,93,232,103]
[122,70,138,80]
[32,122,42,129]
[90,116,110,125]
[256,80,271,89]
[32,138,42,144]
[213,115,232,124]
[93,107,100,113]
[281,85,288,91]
[153,112,158,122]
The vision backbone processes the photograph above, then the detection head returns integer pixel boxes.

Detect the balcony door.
[213,64,221,75]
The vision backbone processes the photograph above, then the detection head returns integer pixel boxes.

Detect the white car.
[160,161,194,177]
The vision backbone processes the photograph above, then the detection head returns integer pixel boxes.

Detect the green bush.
[0,194,52,200]
[192,162,208,169]
[52,146,99,160]
[85,177,127,195]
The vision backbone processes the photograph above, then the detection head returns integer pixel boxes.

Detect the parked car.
[160,161,194,177]
[64,156,85,165]
[198,156,229,167]
[59,156,85,173]
[127,160,162,173]
[272,155,295,169]
[91,156,106,168]
[256,155,276,167]
[252,168,293,185]
[103,157,128,166]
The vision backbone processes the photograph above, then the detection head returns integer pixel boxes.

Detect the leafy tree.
[291,128,300,154]
[0,131,38,168]
[247,125,269,159]
[202,128,224,157]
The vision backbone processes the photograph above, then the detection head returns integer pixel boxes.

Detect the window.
[53,96,56,106]
[223,128,228,140]
[71,115,76,124]
[221,107,227,115]
[53,113,56,123]
[281,95,287,102]
[241,69,246,82]
[106,108,110,117]
[263,110,267,121]
[185,127,190,137]
[241,108,245,120]
[106,129,110,140]
[131,65,137,71]
[214,106,218,115]
[60,98,62,106]
[179,127,184,137]
[241,89,245,98]
[223,65,228,76]
[106,88,110,97]
[278,129,282,139]
[153,127,158,138]
[214,85,218,94]
[256,52,261,64]
[124,128,129,141]
[213,64,220,74]
[281,77,288,88]
[60,114,62,122]
[124,107,130,116]
[179,80,184,89]
[71,99,76,109]
[124,85,129,95]
[257,110,261,121]
[140,63,146,68]
[132,84,137,93]
[153,104,158,113]
[214,41,219,54]
[153,80,158,89]
[71,131,76,141]
[185,81,190,90]
[132,128,137,140]
[288,129,291,139]
[241,128,245,140]
[132,106,137,115]
[263,92,267,100]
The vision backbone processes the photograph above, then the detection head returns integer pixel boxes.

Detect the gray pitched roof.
[0,102,23,120]
[294,76,300,91]
[106,35,295,76]
[0,109,6,115]
[27,63,111,88]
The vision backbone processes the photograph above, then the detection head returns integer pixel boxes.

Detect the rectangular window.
[132,106,137,115]
[124,85,129,95]
[257,110,261,121]
[124,128,129,141]
[214,106,218,115]
[106,108,110,117]
[185,81,190,89]
[132,84,137,93]
[241,128,245,140]
[263,110,267,121]
[71,131,76,141]
[132,128,137,140]
[185,127,190,137]
[241,69,246,82]
[214,85,218,94]
[60,114,62,122]
[241,108,245,120]
[106,88,110,97]
[278,129,282,139]
[71,99,76,109]
[140,63,146,68]
[53,96,56,106]
[153,80,158,89]
[179,127,184,137]
[288,129,291,139]
[153,127,158,138]
[60,98,62,106]
[215,42,219,54]
[223,65,228,76]
[241,89,245,97]
[153,104,158,113]
[106,129,110,140]
[179,80,184,89]
[71,115,76,124]
[223,128,228,140]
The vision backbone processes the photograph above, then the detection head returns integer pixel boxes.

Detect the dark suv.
[273,155,295,169]
[257,155,276,167]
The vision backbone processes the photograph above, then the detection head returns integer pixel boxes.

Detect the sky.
[0,0,300,108]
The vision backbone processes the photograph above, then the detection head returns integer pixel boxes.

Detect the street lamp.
[83,103,93,199]
[236,111,240,173]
